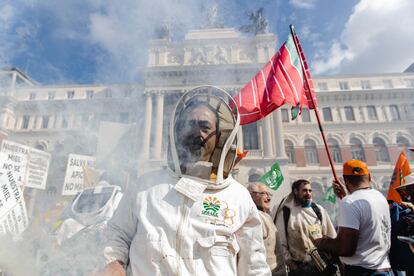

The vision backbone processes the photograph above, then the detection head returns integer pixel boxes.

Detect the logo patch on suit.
[201,197,236,227]
[202,196,221,217]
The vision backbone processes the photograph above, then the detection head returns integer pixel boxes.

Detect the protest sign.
[0,170,28,235]
[0,199,29,236]
[25,147,51,189]
[0,140,51,189]
[0,169,23,218]
[0,140,28,186]
[62,154,96,195]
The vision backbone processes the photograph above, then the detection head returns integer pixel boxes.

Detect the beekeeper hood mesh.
[168,86,240,185]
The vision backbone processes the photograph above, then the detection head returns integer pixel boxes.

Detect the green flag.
[291,104,300,120]
[323,186,336,204]
[259,163,284,190]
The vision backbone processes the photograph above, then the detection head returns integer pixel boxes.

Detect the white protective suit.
[104,86,270,275]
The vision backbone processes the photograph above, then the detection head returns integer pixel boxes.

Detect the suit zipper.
[176,197,189,276]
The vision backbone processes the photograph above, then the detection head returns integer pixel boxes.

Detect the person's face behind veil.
[175,103,218,173]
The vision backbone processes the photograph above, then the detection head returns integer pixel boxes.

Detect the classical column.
[154,91,164,159]
[262,115,274,157]
[273,109,287,158]
[143,91,153,160]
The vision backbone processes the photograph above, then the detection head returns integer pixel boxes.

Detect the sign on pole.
[25,147,51,189]
[62,154,96,196]
[0,140,28,186]
[0,169,29,235]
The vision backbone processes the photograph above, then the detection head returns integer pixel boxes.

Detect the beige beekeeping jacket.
[259,211,286,276]
[275,194,336,263]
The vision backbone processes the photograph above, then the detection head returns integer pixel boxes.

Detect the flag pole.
[289,25,341,189]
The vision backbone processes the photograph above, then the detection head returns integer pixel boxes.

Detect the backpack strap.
[282,206,291,239]
[311,202,323,223]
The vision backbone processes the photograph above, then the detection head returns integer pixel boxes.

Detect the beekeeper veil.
[168,86,240,185]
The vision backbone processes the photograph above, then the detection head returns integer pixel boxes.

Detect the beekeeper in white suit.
[101,86,270,276]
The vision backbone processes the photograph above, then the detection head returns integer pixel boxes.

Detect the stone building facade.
[1,27,414,214]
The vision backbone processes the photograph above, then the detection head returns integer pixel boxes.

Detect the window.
[318,82,328,91]
[383,79,393,89]
[304,139,319,164]
[62,116,68,128]
[29,93,36,100]
[344,106,355,121]
[404,79,414,88]
[350,138,365,161]
[361,80,371,90]
[322,107,333,121]
[67,91,75,99]
[281,109,289,122]
[390,105,400,121]
[302,108,311,122]
[328,138,342,163]
[284,140,295,164]
[22,115,30,129]
[243,122,259,150]
[367,105,378,120]
[339,81,349,90]
[397,136,409,150]
[86,90,94,99]
[48,92,55,99]
[41,116,49,129]
[373,137,390,162]
[398,136,413,161]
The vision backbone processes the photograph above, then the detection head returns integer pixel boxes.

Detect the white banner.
[0,170,28,236]
[0,140,28,186]
[62,154,96,196]
[25,147,51,189]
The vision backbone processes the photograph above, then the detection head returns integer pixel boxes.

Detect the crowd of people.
[96,86,414,276]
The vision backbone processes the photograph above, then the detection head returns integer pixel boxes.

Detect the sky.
[0,0,413,85]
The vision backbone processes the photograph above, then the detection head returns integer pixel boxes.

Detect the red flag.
[387,151,412,203]
[232,34,316,125]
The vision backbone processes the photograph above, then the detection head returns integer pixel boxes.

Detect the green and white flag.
[323,186,336,204]
[259,163,284,190]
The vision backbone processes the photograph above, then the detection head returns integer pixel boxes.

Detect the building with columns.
[1,26,414,215]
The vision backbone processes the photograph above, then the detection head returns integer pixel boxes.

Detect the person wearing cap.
[389,173,414,275]
[247,175,286,276]
[100,87,270,276]
[275,179,336,276]
[315,160,392,276]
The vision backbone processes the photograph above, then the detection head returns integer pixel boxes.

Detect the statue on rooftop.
[155,20,173,40]
[204,4,224,28]
[240,8,270,35]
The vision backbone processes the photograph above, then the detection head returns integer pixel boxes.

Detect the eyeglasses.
[252,191,273,198]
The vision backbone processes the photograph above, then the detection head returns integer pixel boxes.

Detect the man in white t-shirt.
[314,160,392,276]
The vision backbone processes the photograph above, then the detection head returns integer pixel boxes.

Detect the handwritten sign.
[0,169,28,236]
[0,200,29,236]
[0,140,28,186]
[25,147,51,189]
[62,154,96,195]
